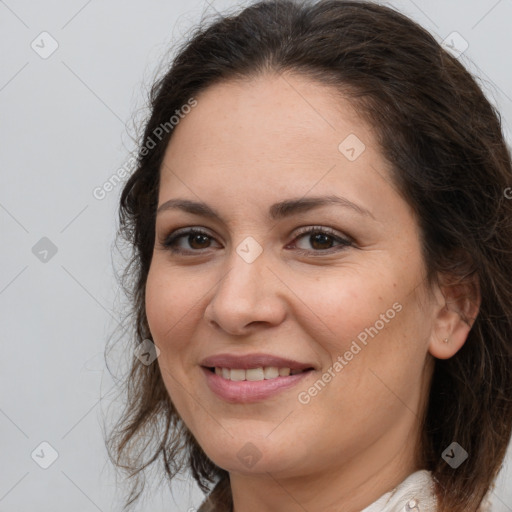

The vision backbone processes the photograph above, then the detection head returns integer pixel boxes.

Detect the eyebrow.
[156,195,375,221]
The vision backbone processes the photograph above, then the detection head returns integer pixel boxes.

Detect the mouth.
[204,366,314,381]
[199,353,317,402]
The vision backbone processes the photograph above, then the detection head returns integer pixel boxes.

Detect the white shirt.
[361,469,494,512]
[199,469,494,511]
[361,470,438,512]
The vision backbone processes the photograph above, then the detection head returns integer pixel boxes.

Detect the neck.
[229,413,422,512]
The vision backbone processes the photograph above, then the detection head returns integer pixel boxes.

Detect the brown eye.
[308,232,335,250]
[161,225,353,256]
[187,233,211,249]
[162,228,220,254]
[291,227,353,254]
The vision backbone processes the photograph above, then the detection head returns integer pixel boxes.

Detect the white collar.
[361,470,437,512]
[202,469,494,511]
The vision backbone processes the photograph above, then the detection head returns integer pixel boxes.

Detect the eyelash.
[160,226,353,256]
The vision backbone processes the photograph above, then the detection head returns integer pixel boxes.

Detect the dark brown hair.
[105,1,512,511]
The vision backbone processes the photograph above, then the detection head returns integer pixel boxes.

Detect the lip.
[199,353,316,371]
[201,366,314,403]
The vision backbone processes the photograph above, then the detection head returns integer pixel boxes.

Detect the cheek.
[145,272,168,339]
[145,265,198,411]
[295,264,431,394]
[324,295,430,419]
[293,268,399,351]
[145,263,195,341]
[144,261,213,381]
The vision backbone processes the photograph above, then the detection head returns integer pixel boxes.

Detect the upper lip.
[200,353,316,370]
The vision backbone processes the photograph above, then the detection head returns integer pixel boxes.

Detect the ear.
[428,272,481,360]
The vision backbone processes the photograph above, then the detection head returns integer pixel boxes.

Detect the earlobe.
[429,309,473,359]
[428,275,480,360]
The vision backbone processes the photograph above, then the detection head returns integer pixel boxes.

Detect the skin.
[145,72,475,512]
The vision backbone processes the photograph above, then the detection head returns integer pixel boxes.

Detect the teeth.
[246,367,265,381]
[264,366,279,379]
[213,366,307,381]
[230,369,246,381]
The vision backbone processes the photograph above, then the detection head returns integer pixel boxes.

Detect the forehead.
[170,72,368,149]
[155,73,418,251]
[159,72,383,188]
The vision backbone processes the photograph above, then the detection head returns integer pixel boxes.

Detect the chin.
[200,440,302,476]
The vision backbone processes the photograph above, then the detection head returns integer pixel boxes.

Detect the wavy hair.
[105,1,512,511]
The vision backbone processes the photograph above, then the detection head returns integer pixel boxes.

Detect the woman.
[105,1,512,511]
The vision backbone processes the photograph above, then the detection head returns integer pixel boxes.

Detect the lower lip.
[201,367,313,403]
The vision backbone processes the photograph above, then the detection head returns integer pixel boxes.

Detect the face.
[145,73,440,480]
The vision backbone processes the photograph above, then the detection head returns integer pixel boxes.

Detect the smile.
[209,366,309,381]
[201,366,314,403]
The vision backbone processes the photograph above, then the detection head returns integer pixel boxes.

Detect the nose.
[203,246,287,335]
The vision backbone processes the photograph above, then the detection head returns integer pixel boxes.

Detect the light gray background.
[1,0,511,510]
